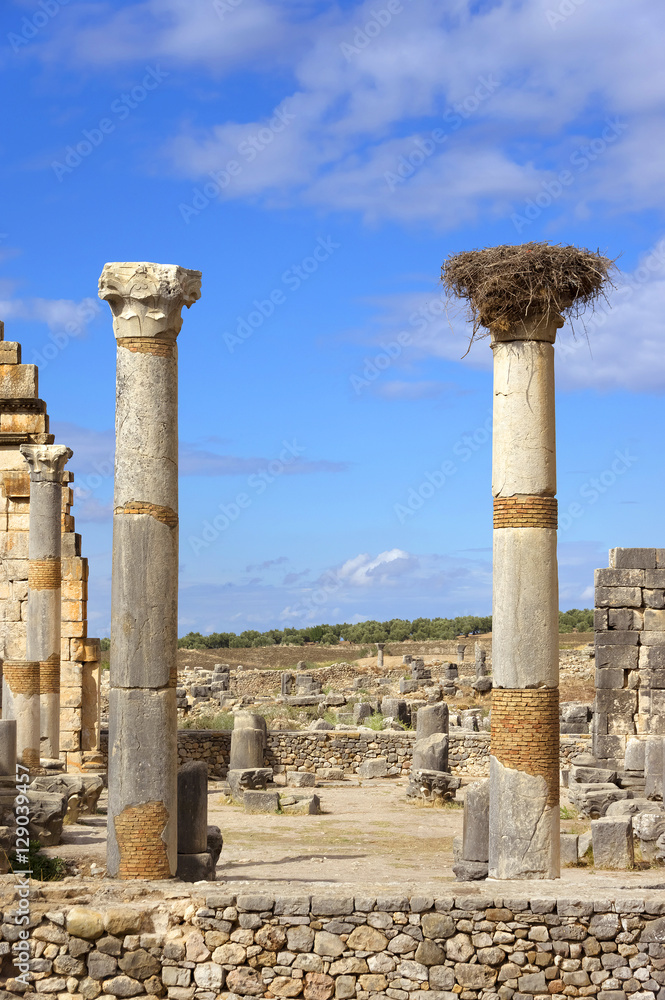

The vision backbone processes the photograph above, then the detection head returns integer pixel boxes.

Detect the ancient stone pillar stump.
[2,661,40,770]
[20,444,72,761]
[99,261,201,879]
[489,314,561,879]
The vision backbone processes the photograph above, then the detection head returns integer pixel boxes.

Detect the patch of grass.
[366,712,385,731]
[180,711,234,731]
[9,840,66,881]
[560,805,579,820]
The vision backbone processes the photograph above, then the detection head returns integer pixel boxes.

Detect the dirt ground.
[36,775,659,896]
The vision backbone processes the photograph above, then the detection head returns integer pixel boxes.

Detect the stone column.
[456,643,465,665]
[2,661,40,770]
[20,444,72,761]
[99,262,201,879]
[489,313,562,880]
[376,643,385,668]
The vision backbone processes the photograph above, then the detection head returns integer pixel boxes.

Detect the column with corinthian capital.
[99,262,201,879]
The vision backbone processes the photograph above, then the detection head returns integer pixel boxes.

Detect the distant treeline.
[174,609,593,650]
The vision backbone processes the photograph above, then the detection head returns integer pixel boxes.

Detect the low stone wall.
[6,887,665,998]
[101,730,591,781]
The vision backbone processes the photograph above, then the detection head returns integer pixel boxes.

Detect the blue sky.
[1,0,663,638]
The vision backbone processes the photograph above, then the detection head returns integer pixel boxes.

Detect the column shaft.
[20,445,72,761]
[2,660,40,771]
[489,319,561,880]
[99,262,201,879]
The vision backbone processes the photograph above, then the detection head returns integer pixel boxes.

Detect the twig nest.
[441,241,616,339]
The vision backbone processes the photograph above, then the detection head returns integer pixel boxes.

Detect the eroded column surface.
[99,262,201,879]
[489,314,561,880]
[20,444,72,760]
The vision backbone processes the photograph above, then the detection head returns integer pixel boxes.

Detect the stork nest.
[441,242,616,339]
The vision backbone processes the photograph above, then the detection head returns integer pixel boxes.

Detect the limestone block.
[62,556,87,581]
[61,620,86,638]
[61,532,82,557]
[591,816,634,868]
[595,644,638,670]
[243,790,280,814]
[640,646,665,670]
[61,661,82,687]
[596,587,643,608]
[641,630,665,645]
[23,790,68,846]
[358,758,388,778]
[0,531,28,559]
[596,668,625,689]
[61,686,83,708]
[59,729,80,751]
[645,737,664,799]
[1,412,47,434]
[229,727,264,770]
[610,547,656,569]
[62,599,86,621]
[207,825,223,865]
[62,579,87,601]
[0,363,37,398]
[280,794,321,814]
[645,590,665,609]
[462,779,489,862]
[61,707,82,730]
[560,833,579,865]
[596,568,646,587]
[71,636,100,661]
[412,734,449,772]
[452,860,489,880]
[6,513,29,531]
[177,761,208,854]
[416,703,449,739]
[0,342,20,364]
[287,771,316,788]
[646,609,665,631]
[380,698,409,724]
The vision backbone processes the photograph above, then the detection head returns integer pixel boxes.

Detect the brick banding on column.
[114,801,172,880]
[22,747,40,768]
[117,337,174,358]
[28,558,61,590]
[40,654,60,694]
[493,496,557,529]
[491,687,559,805]
[114,501,178,528]
[3,660,40,696]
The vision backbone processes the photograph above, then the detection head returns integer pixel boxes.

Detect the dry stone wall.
[5,888,665,998]
[104,730,590,780]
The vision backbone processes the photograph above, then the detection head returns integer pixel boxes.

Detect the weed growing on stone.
[9,840,67,881]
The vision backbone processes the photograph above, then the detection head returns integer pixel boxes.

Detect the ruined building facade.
[0,322,100,768]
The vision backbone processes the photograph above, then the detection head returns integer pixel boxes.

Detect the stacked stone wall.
[4,888,665,998]
[102,729,590,779]
[593,547,665,767]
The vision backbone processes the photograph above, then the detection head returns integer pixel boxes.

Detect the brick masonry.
[114,801,172,881]
[493,495,558,529]
[39,652,60,694]
[491,687,560,804]
[2,659,39,696]
[114,500,178,528]
[117,336,175,357]
[27,557,61,590]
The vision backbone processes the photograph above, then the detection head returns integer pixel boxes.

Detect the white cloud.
[0,297,100,336]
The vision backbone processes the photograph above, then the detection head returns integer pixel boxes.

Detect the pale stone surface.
[591,816,634,869]
[462,778,489,862]
[488,758,559,879]
[100,261,201,879]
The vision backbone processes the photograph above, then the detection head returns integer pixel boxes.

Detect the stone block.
[596,587,643,608]
[462,779,489,862]
[608,608,640,631]
[640,631,665,645]
[380,697,409,724]
[646,610,665,631]
[280,794,321,815]
[591,816,634,868]
[640,646,665,670]
[243,790,280,814]
[625,738,646,771]
[287,771,316,788]
[0,363,37,398]
[399,678,419,694]
[0,342,20,364]
[177,761,208,854]
[560,833,579,865]
[595,689,637,726]
[645,590,665,610]
[358,758,388,779]
[596,568,646,587]
[416,703,449,740]
[412,734,448,772]
[595,609,608,631]
[645,737,664,799]
[229,727,264,770]
[610,547,656,570]
[595,630,639,645]
[452,860,488,881]
[646,570,665,588]
[596,638,640,673]
[596,668,625,689]
[570,766,617,784]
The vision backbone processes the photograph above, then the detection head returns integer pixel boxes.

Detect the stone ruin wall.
[99,728,591,780]
[593,547,665,769]
[0,323,101,768]
[3,888,665,998]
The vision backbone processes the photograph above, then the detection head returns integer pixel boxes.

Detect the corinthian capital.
[20,444,73,482]
[98,262,202,341]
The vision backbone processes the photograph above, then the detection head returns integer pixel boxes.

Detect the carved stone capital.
[20,444,72,482]
[98,262,202,342]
